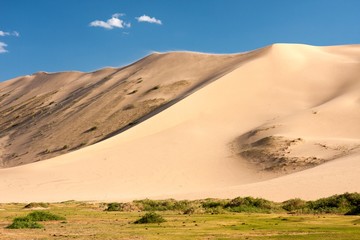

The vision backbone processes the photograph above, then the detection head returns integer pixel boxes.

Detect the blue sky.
[1,0,360,81]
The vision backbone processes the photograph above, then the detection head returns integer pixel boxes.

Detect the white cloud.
[0,30,19,54]
[0,31,8,36]
[112,13,124,18]
[0,42,8,53]
[89,13,130,29]
[0,30,20,37]
[136,15,162,25]
[90,20,113,29]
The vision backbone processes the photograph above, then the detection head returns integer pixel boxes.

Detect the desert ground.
[0,43,360,203]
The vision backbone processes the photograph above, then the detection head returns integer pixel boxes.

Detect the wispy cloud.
[0,30,19,53]
[0,31,9,36]
[89,13,131,29]
[0,30,20,37]
[136,15,162,25]
[0,42,8,53]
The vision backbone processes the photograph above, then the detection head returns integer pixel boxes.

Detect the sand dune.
[0,43,359,202]
[0,52,249,167]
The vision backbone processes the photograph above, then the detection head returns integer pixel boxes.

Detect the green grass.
[1,206,359,239]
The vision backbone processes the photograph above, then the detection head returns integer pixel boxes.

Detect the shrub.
[171,200,191,211]
[134,199,190,211]
[26,211,65,221]
[6,211,65,229]
[205,206,225,214]
[346,206,360,215]
[134,212,166,224]
[201,199,227,214]
[202,200,225,209]
[282,198,307,212]
[224,197,275,213]
[307,193,360,214]
[106,202,122,211]
[6,217,43,229]
[183,207,196,215]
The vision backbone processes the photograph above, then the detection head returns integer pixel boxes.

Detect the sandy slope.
[1,43,360,202]
[0,52,249,167]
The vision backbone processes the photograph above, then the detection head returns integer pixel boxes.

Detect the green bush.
[224,197,275,213]
[202,199,226,209]
[6,217,43,229]
[201,199,227,214]
[306,193,360,214]
[346,206,360,215]
[282,198,307,212]
[205,206,225,214]
[134,199,190,211]
[26,211,65,221]
[6,211,65,229]
[183,207,195,215]
[106,202,122,211]
[134,212,166,224]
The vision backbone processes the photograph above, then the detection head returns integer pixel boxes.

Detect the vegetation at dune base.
[133,198,192,212]
[1,193,360,239]
[105,192,360,215]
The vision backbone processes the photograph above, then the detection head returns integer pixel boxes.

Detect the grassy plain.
[0,201,359,240]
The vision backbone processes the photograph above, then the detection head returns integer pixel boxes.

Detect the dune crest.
[0,43,359,202]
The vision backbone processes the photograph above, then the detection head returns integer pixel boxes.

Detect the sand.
[0,43,359,202]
